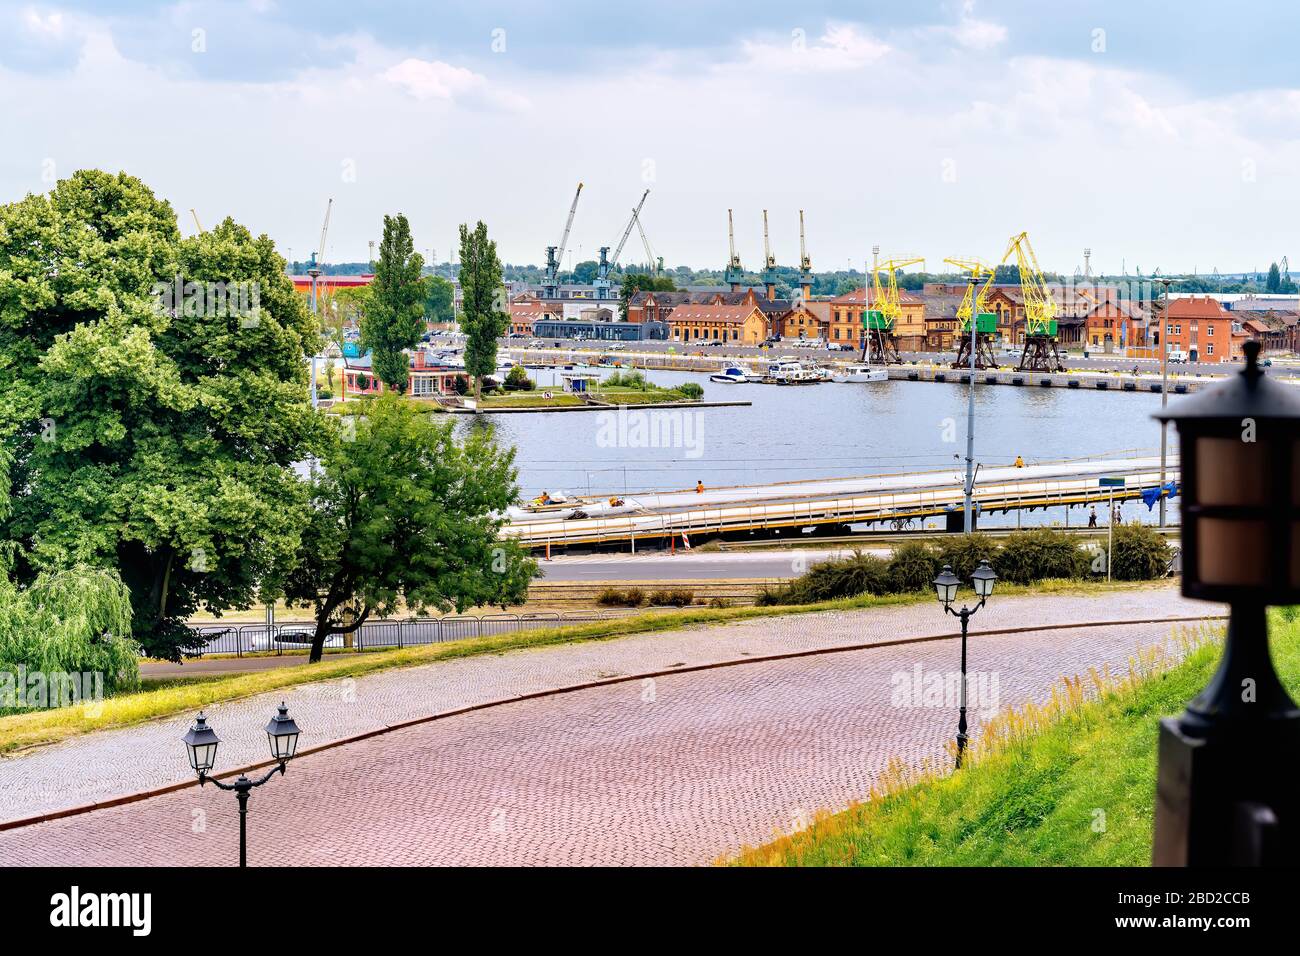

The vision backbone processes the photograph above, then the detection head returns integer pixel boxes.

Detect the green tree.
[0,170,324,659]
[283,395,536,662]
[1266,262,1282,293]
[360,214,425,392]
[423,274,455,325]
[572,260,599,283]
[458,221,507,404]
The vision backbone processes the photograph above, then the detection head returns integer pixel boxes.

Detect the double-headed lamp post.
[932,559,998,768]
[1152,340,1300,866]
[182,703,302,868]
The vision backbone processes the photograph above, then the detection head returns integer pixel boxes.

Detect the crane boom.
[190,209,203,232]
[942,256,995,330]
[799,210,809,271]
[634,210,656,274]
[763,210,774,269]
[610,189,649,267]
[555,182,583,270]
[1001,232,1056,336]
[314,198,334,268]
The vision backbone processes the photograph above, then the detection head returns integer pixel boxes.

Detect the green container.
[975,312,997,334]
[865,309,889,331]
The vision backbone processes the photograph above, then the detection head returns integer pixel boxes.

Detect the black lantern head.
[933,564,960,607]
[265,701,301,761]
[1155,340,1300,603]
[182,712,220,774]
[972,559,997,600]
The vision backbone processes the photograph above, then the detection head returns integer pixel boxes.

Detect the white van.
[1167,349,1189,364]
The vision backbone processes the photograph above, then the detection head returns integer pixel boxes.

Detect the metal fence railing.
[184,611,606,659]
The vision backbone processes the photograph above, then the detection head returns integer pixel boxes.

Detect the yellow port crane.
[862,255,924,365]
[944,256,998,370]
[1001,231,1065,372]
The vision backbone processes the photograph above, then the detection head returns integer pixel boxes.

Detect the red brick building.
[1162,296,1239,362]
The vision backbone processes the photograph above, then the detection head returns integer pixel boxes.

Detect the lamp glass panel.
[1195,437,1269,506]
[1197,518,1270,586]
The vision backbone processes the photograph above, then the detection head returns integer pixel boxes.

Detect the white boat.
[765,359,822,385]
[832,364,889,383]
[709,364,757,384]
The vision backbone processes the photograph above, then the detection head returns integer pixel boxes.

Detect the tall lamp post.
[1150,276,1177,527]
[963,273,979,533]
[932,559,998,768]
[182,703,303,868]
[1152,341,1300,865]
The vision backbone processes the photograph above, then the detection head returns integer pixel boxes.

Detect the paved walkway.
[0,588,1220,864]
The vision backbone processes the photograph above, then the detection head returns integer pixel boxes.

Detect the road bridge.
[504,457,1179,548]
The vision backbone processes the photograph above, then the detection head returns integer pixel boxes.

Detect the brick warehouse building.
[1162,295,1243,362]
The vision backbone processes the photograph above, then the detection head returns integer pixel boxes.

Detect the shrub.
[649,588,693,607]
[623,587,647,607]
[504,365,534,391]
[778,551,892,604]
[1109,523,1172,580]
[995,529,1088,584]
[605,370,646,389]
[596,587,626,606]
[674,382,704,401]
[887,542,941,594]
[708,597,731,609]
[936,533,999,580]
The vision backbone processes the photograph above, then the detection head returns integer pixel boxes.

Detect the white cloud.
[735,22,890,74]
[21,6,64,38]
[383,57,486,101]
[950,17,1007,51]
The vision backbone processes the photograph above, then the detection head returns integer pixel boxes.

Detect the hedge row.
[758,525,1171,606]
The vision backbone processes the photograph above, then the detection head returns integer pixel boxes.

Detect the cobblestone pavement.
[0,588,1218,864]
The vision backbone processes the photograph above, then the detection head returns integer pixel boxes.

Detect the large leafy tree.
[617,273,675,320]
[360,214,424,391]
[458,221,507,403]
[423,274,455,326]
[0,170,324,659]
[283,394,535,662]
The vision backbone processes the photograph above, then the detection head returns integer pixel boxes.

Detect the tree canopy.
[283,395,535,662]
[360,213,425,391]
[458,221,507,402]
[0,170,324,659]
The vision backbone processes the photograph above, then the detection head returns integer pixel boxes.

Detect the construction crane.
[190,209,203,232]
[797,210,813,303]
[760,210,778,301]
[634,209,660,276]
[595,189,649,299]
[862,255,924,365]
[724,209,745,292]
[1001,231,1064,372]
[307,198,334,317]
[544,182,583,298]
[944,257,998,370]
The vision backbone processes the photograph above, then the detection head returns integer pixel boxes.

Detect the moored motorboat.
[832,364,889,383]
[710,364,757,384]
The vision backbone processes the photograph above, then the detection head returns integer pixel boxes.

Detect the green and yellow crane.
[862,255,923,365]
[944,256,998,370]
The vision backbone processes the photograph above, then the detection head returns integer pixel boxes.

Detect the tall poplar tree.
[458,221,507,405]
[360,214,425,392]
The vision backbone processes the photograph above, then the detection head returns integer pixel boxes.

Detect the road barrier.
[184,611,608,659]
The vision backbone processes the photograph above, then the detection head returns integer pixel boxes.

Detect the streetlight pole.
[182,704,302,868]
[1152,276,1175,527]
[963,275,978,534]
[933,561,998,768]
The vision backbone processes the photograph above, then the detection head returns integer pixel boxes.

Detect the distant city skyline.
[4,1,1299,274]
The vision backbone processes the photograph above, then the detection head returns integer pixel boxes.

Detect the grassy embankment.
[731,611,1300,866]
[0,578,1167,756]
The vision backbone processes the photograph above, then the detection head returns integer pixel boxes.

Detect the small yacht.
[832,364,889,383]
[709,363,758,384]
[765,359,822,385]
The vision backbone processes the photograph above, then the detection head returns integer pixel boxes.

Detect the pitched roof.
[666,304,762,325]
[1168,295,1230,319]
[830,287,923,306]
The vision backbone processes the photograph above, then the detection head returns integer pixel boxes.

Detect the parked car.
[826,342,849,351]
[608,342,628,351]
[528,338,545,348]
[1167,349,1189,364]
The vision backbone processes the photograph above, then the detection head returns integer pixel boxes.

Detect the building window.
[1206,324,1215,336]
[1207,343,1215,355]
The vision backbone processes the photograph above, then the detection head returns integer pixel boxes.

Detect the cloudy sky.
[4,1,1299,275]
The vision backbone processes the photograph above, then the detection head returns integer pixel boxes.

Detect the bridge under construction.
[504,457,1179,549]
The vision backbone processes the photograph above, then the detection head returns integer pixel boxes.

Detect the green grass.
[0,577,1172,757]
[731,613,1300,866]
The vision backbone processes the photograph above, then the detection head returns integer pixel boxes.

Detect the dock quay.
[504,456,1180,548]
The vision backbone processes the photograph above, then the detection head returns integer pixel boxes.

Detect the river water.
[457,367,1184,529]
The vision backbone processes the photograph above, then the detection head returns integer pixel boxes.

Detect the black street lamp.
[1152,341,1300,865]
[932,559,997,768]
[182,703,302,867]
